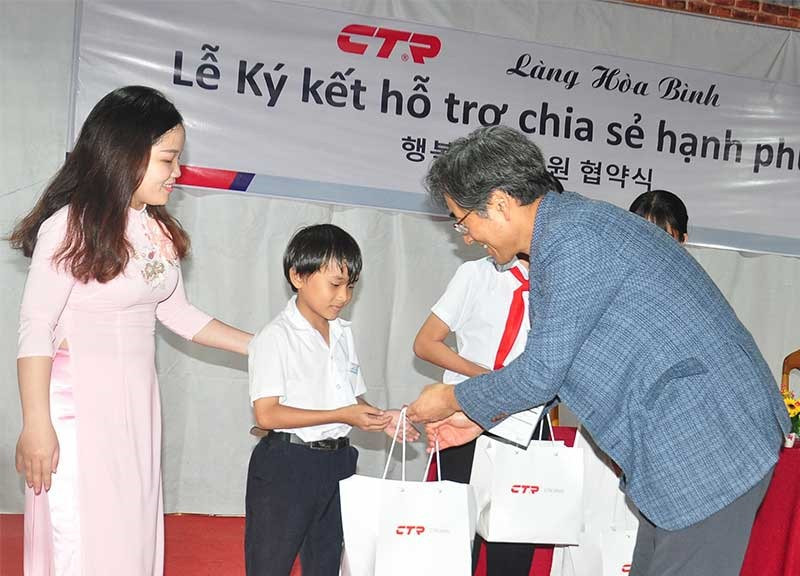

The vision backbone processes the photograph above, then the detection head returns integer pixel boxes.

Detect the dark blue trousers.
[245,435,358,576]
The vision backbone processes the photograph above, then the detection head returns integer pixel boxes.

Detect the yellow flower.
[783,391,800,418]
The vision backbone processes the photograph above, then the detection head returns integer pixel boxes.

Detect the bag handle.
[422,437,442,482]
[382,406,408,481]
[536,411,556,444]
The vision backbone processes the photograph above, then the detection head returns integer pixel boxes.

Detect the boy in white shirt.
[246,224,416,576]
[414,254,543,575]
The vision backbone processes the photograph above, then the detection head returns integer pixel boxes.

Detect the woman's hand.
[16,420,59,494]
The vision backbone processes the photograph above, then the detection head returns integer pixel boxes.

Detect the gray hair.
[425,125,561,213]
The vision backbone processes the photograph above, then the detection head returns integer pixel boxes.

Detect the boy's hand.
[340,404,393,431]
[383,409,420,442]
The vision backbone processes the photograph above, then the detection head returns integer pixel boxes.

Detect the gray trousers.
[630,467,773,576]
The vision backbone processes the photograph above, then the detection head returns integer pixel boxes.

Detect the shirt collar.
[284,295,351,338]
[512,260,529,280]
[530,189,561,260]
[487,256,529,279]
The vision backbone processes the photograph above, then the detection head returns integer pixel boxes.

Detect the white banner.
[75,0,800,255]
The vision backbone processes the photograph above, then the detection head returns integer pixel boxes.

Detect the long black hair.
[10,85,190,282]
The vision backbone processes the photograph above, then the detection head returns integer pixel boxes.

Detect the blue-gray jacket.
[456,191,789,530]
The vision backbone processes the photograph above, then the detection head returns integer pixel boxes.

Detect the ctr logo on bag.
[337,24,442,63]
[621,564,632,574]
[395,525,426,535]
[510,484,540,494]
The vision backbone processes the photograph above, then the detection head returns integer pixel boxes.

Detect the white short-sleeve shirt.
[248,296,367,442]
[432,257,540,446]
[431,257,530,385]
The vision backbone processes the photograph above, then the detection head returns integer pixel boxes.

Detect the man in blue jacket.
[408,125,789,576]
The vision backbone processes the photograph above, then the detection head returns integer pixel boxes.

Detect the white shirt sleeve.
[248,323,288,404]
[430,260,477,332]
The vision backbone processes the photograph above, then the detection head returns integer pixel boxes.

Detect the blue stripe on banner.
[219,173,445,216]
[178,172,800,257]
[689,227,800,258]
[229,172,255,192]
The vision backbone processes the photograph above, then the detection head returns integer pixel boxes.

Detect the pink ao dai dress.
[17,204,212,575]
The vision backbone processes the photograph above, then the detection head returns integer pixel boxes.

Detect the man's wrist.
[447,385,461,413]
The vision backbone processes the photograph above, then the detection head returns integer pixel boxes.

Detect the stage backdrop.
[5,0,800,517]
[75,0,800,256]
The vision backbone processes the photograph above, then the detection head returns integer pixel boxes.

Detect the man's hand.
[383,408,421,442]
[426,412,483,452]
[407,383,460,423]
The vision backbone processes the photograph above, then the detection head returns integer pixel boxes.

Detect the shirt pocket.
[346,362,362,395]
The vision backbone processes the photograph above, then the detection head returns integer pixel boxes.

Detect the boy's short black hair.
[283,224,362,292]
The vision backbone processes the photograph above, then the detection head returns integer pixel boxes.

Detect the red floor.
[0,514,302,576]
[1,510,551,576]
[0,514,23,576]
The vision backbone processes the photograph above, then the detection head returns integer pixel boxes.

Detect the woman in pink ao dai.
[12,86,251,575]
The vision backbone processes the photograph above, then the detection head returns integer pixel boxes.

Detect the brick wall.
[610,0,800,28]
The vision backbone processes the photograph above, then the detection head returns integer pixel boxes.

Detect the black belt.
[268,431,350,451]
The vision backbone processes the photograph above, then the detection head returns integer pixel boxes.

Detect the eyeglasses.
[452,210,473,235]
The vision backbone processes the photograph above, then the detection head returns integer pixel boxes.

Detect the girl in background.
[629,189,688,244]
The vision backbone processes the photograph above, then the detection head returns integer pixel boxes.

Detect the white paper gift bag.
[601,528,636,576]
[470,415,584,544]
[550,427,640,576]
[339,473,383,576]
[340,408,476,576]
[600,466,638,576]
[550,512,636,576]
[373,474,475,575]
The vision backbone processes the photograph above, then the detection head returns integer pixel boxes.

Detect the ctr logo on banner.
[337,24,441,63]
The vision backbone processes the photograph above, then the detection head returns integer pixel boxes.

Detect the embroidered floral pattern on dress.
[130,208,178,288]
